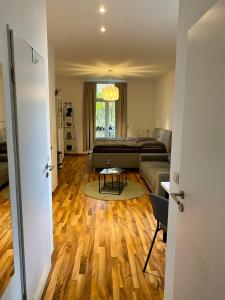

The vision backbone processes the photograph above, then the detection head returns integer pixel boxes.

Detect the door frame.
[7,25,27,300]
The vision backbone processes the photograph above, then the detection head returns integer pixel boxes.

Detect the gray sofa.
[92,128,172,169]
[139,153,170,196]
[152,128,172,153]
[0,141,8,189]
[0,160,8,189]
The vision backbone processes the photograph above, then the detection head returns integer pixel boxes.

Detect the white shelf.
[63,101,77,154]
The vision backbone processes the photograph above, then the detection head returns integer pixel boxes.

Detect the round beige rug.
[82,180,145,201]
[0,186,10,200]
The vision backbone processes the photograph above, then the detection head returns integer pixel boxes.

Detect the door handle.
[170,191,184,212]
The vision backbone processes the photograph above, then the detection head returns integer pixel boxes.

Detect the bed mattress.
[93,137,166,153]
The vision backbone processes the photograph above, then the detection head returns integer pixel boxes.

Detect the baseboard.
[33,262,50,300]
[64,152,89,156]
[76,152,89,155]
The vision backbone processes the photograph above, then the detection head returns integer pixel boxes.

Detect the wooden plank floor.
[0,190,14,297]
[42,155,165,300]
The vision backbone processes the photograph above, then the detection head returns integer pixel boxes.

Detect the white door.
[167,1,225,299]
[10,31,53,299]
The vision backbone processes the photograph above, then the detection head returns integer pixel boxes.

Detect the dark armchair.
[143,193,169,272]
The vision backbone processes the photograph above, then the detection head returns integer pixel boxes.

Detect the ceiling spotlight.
[100,26,106,33]
[99,6,106,14]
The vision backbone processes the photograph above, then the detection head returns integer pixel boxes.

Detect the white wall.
[154,70,175,130]
[56,78,83,153]
[48,45,58,191]
[164,0,217,299]
[127,81,155,134]
[56,79,157,152]
[0,0,51,299]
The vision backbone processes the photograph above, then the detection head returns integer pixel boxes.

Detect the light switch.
[173,172,180,184]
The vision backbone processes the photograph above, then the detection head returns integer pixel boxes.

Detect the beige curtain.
[115,83,127,137]
[83,82,96,152]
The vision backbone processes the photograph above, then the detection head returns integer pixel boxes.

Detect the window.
[96,83,116,138]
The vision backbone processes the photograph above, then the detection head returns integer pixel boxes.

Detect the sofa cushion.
[140,161,170,190]
[152,128,172,153]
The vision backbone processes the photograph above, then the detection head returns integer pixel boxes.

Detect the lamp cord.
[109,69,113,85]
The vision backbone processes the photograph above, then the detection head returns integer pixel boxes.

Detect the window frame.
[96,83,116,139]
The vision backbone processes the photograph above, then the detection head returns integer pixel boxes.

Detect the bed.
[92,128,172,169]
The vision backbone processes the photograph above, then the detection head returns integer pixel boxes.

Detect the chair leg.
[143,221,160,272]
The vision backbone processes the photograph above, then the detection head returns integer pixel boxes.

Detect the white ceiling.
[47,0,179,81]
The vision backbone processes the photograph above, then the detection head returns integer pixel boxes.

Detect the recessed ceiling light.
[99,6,106,14]
[100,26,106,33]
